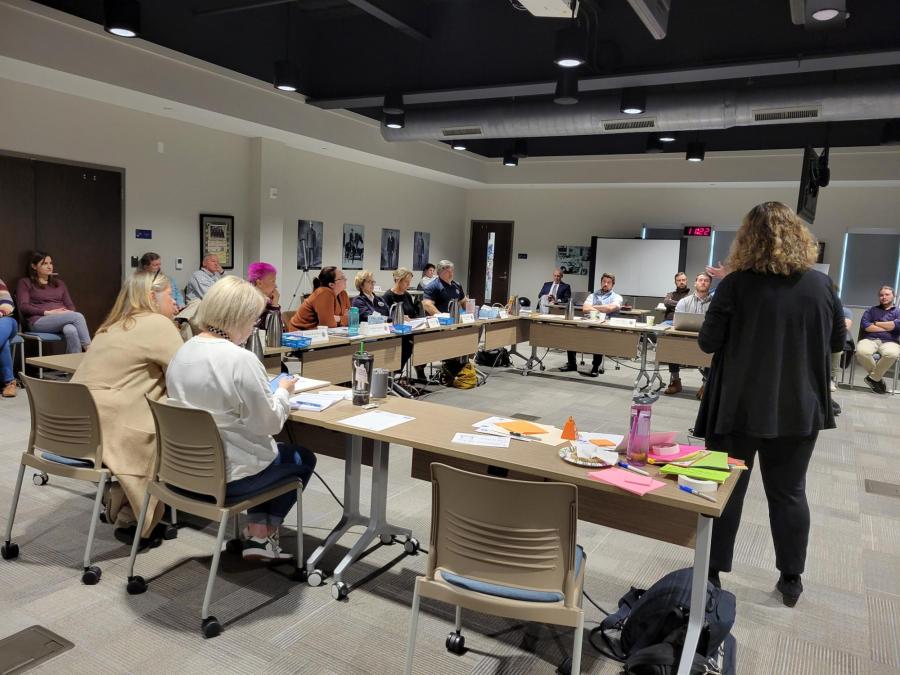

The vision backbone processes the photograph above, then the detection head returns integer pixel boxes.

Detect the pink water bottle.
[627,397,653,466]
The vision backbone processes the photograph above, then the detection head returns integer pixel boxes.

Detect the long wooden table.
[287,392,736,675]
[24,352,84,375]
[656,329,712,368]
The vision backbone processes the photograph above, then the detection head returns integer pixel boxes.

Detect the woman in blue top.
[351,270,390,322]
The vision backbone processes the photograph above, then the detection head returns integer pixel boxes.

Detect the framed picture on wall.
[199,213,234,269]
[298,219,324,270]
[380,228,400,270]
[342,223,365,270]
[412,231,430,270]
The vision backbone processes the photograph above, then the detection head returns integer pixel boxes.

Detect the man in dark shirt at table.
[422,260,468,382]
[856,285,900,394]
[663,271,690,322]
[538,269,571,306]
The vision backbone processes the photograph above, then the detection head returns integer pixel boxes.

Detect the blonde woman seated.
[351,270,390,321]
[166,277,317,562]
[71,271,183,547]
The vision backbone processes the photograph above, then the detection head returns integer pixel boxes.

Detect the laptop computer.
[673,311,705,332]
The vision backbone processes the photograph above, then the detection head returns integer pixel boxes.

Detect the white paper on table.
[451,432,511,448]
[472,416,514,428]
[290,393,342,411]
[407,318,427,329]
[338,411,415,432]
[571,441,619,465]
[315,390,352,400]
[292,377,331,393]
[474,424,540,442]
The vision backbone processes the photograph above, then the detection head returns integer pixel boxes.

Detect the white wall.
[466,185,900,301]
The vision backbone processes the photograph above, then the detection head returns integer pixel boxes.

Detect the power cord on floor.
[582,590,610,616]
[285,424,344,509]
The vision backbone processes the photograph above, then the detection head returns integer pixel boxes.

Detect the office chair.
[126,397,304,638]
[2,374,110,585]
[405,463,585,674]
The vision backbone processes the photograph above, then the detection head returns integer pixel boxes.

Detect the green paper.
[659,464,730,483]
[688,450,729,470]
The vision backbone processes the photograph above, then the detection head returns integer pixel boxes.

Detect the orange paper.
[496,420,546,435]
[589,439,617,447]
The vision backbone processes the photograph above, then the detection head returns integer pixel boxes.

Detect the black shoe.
[114,524,165,550]
[559,363,578,372]
[587,368,599,378]
[865,376,887,394]
[776,573,803,607]
[831,399,842,417]
[708,570,721,589]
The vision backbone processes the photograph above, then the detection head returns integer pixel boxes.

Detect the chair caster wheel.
[291,567,307,582]
[225,539,243,555]
[446,631,466,654]
[403,537,420,555]
[33,472,49,486]
[379,533,394,545]
[98,513,108,524]
[331,581,348,600]
[307,569,324,587]
[1,542,19,560]
[556,656,572,675]
[126,575,148,594]
[162,524,178,540]
[201,616,222,638]
[82,565,102,585]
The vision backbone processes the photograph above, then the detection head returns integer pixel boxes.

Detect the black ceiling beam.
[307,49,900,109]
[343,0,428,41]
[193,0,296,18]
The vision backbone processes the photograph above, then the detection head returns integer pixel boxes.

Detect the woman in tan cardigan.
[71,271,183,546]
[288,266,350,330]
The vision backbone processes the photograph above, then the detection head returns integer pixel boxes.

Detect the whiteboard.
[591,238,681,297]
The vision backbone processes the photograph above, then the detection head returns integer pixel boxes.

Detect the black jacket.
[351,293,390,322]
[694,269,846,439]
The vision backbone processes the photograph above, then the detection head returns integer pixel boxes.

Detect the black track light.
[554,69,579,105]
[686,141,706,162]
[104,0,140,38]
[383,112,405,129]
[274,60,299,92]
[450,141,467,151]
[554,26,585,68]
[503,150,518,167]
[882,120,900,145]
[383,92,404,115]
[646,135,664,153]
[620,88,646,115]
[514,139,529,159]
[658,131,677,143]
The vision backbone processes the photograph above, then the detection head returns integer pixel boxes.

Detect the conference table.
[286,391,737,675]
[24,352,84,375]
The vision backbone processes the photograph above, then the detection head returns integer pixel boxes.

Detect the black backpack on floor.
[475,348,511,368]
[591,568,737,675]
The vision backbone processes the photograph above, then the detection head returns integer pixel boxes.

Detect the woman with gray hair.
[351,269,390,322]
[166,276,317,562]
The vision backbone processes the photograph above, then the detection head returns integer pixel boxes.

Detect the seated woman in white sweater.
[166,276,316,562]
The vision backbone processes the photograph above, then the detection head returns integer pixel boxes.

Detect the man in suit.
[538,269,571,306]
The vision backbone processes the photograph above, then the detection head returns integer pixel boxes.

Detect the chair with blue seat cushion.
[405,463,585,674]
[2,373,110,585]
[125,397,304,638]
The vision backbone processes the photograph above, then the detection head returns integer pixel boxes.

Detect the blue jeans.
[31,311,91,353]
[226,443,317,526]
[0,316,17,384]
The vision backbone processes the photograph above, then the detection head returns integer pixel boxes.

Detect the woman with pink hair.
[247,261,282,330]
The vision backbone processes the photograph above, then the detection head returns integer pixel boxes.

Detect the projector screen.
[590,238,681,298]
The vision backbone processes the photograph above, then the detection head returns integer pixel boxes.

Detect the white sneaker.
[242,535,293,562]
[830,380,837,392]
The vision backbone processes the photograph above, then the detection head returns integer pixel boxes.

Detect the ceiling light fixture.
[383,92,404,115]
[274,60,299,91]
[686,141,705,162]
[104,0,140,38]
[514,139,529,159]
[451,141,467,151]
[620,88,646,115]
[554,26,585,68]
[503,150,518,167]
[811,8,840,20]
[554,69,579,105]
[384,112,405,129]
[882,120,900,145]
[658,132,677,143]
[646,135,664,153]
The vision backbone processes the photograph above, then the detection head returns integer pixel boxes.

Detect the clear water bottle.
[348,306,360,336]
[627,395,654,466]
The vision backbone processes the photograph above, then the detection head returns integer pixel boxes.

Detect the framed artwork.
[298,219,324,270]
[555,245,591,275]
[342,223,365,270]
[380,228,400,271]
[412,231,430,271]
[199,214,234,269]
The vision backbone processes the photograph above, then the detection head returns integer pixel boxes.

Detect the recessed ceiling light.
[554,26,585,68]
[104,0,140,38]
[811,8,840,20]
[451,142,467,151]
[658,132,676,142]
[503,150,518,167]
[384,112,405,129]
[274,60,299,92]
[686,141,705,162]
[620,88,646,115]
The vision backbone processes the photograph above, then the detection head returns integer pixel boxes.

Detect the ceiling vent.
[752,106,821,123]
[441,126,483,137]
[602,118,657,132]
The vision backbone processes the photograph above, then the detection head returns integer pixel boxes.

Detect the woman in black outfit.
[695,201,846,607]
[383,267,426,382]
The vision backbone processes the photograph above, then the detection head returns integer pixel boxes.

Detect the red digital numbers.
[683,226,711,237]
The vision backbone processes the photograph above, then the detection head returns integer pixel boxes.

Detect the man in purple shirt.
[856,285,900,394]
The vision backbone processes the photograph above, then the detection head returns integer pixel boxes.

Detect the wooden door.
[0,155,36,286]
[467,220,514,306]
[34,161,122,332]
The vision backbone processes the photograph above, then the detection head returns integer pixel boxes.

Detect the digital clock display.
[683,226,712,237]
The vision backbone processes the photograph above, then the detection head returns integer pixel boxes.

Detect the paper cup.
[589,310,599,320]
[645,316,655,327]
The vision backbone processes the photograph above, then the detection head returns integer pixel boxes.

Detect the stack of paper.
[290,393,343,411]
[269,374,331,394]
[471,417,565,446]
[338,411,414,431]
[659,451,731,483]
[451,433,510,448]
[587,467,666,496]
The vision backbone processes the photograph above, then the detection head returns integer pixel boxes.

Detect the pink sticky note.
[648,443,706,463]
[587,467,666,496]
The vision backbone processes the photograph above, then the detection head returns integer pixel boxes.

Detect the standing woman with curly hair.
[695,201,846,607]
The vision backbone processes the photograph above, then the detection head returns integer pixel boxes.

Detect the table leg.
[676,514,713,675]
